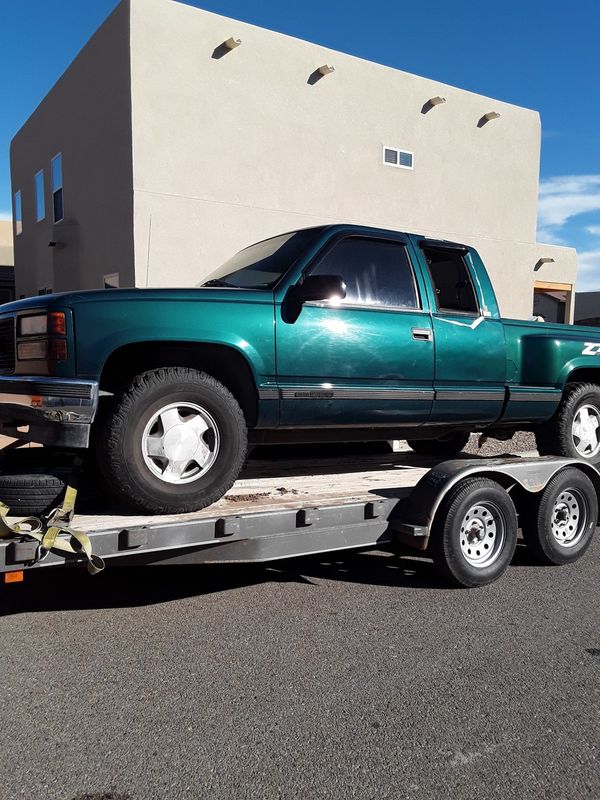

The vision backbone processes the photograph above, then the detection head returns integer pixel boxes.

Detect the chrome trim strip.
[258,389,279,400]
[435,391,505,402]
[510,390,562,403]
[279,389,435,401]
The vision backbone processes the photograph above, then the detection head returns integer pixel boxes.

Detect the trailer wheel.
[406,431,470,458]
[97,367,247,514]
[431,477,518,587]
[521,467,597,565]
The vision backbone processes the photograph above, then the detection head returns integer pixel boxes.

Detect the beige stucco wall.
[129,0,577,320]
[10,1,134,298]
[10,0,577,320]
[0,220,14,268]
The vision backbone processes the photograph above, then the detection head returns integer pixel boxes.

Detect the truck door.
[418,242,506,424]
[275,233,435,428]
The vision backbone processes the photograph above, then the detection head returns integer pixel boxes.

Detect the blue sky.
[1,0,599,287]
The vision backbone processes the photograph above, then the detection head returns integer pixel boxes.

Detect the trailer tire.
[0,470,70,516]
[431,477,518,587]
[521,467,597,565]
[535,382,600,464]
[97,367,247,514]
[406,431,471,458]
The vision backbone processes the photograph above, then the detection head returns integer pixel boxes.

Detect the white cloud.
[538,174,600,228]
[576,249,600,292]
[586,225,600,236]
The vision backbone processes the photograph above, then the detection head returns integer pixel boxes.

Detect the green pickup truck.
[0,224,599,513]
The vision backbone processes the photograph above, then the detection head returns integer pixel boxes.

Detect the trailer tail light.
[5,570,24,584]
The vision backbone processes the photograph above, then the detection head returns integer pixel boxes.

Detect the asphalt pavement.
[1,533,599,800]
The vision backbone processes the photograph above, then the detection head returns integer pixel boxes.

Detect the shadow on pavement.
[0,549,447,616]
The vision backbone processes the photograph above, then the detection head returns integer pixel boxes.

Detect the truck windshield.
[200,227,326,289]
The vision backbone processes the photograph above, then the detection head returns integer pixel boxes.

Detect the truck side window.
[309,237,419,309]
[422,247,479,315]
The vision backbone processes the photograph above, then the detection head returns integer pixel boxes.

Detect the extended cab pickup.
[1,223,599,514]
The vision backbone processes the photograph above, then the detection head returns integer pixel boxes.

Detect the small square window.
[383,145,414,170]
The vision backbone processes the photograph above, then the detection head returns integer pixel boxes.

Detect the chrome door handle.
[412,327,432,341]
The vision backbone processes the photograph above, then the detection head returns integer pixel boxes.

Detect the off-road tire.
[535,382,600,464]
[521,467,597,565]
[96,368,247,514]
[430,477,518,588]
[406,431,471,458]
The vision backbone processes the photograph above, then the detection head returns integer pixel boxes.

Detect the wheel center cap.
[163,424,199,461]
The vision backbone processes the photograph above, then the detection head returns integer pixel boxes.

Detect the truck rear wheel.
[535,382,600,464]
[430,477,518,587]
[521,467,597,565]
[97,367,247,514]
[406,431,470,458]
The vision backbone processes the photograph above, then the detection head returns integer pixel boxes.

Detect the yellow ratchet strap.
[0,456,104,574]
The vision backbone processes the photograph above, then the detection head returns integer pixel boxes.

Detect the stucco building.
[10,0,577,320]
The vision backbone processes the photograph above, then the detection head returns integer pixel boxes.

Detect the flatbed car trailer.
[0,451,599,588]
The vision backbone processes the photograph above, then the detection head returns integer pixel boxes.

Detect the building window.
[51,153,64,223]
[35,170,45,222]
[382,146,414,170]
[309,237,420,309]
[14,190,22,236]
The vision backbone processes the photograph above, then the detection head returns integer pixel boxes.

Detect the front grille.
[0,317,15,374]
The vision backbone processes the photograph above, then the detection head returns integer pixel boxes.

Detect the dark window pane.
[384,148,398,165]
[310,237,418,309]
[422,248,478,314]
[53,188,64,223]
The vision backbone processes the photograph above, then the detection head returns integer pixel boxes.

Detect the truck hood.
[0,286,274,313]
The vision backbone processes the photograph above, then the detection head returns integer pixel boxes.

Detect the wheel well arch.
[98,341,259,427]
[564,368,600,386]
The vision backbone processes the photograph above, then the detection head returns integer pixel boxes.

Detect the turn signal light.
[5,571,24,584]
[49,312,66,335]
[49,339,68,361]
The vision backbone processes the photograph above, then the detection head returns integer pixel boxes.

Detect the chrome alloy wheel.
[459,502,506,568]
[572,404,600,458]
[141,402,220,484]
[550,488,587,548]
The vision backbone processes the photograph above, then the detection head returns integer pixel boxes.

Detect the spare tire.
[0,449,77,516]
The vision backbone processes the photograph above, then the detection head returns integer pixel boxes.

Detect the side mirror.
[295,274,346,303]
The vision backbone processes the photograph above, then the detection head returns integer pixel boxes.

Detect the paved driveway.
[1,536,599,800]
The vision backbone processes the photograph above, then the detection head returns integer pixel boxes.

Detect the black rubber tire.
[535,382,600,464]
[406,431,471,458]
[431,477,518,587]
[96,367,248,514]
[521,467,598,565]
[0,470,70,516]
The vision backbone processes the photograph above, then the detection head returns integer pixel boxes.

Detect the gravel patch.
[463,430,537,456]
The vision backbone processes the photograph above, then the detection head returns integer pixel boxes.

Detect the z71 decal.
[582,342,600,355]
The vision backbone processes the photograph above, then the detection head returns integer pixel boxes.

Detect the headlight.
[19,314,48,336]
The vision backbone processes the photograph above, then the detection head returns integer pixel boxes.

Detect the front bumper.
[0,376,99,448]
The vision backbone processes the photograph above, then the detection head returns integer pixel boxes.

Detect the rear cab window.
[421,246,479,315]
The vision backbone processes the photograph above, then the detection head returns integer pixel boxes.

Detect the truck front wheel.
[97,367,247,514]
[535,382,600,464]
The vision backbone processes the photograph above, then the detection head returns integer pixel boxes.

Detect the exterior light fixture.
[483,111,501,121]
[535,257,556,271]
[318,65,335,76]
[224,37,241,50]
[429,96,446,106]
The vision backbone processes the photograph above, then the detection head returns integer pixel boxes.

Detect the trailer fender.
[392,456,600,548]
